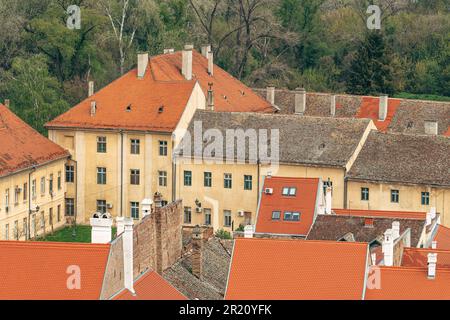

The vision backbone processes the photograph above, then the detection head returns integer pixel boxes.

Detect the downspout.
[120,130,124,217]
[71,157,78,235]
[28,166,36,240]
[344,170,348,209]
[172,139,176,202]
[257,159,261,207]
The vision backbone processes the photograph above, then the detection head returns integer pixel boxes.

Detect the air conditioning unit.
[195,207,202,213]
[107,203,113,209]
[238,210,245,217]
[264,188,273,195]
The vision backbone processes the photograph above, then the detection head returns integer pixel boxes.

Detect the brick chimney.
[4,99,10,108]
[424,121,438,135]
[122,218,135,294]
[379,94,388,121]
[90,213,112,244]
[207,82,214,111]
[182,44,193,80]
[88,81,94,97]
[392,221,400,239]
[207,51,214,76]
[90,101,97,116]
[427,253,437,279]
[191,225,203,279]
[330,95,336,116]
[266,86,275,105]
[244,225,254,238]
[325,186,332,215]
[201,44,211,58]
[382,229,394,266]
[137,53,149,79]
[295,88,306,114]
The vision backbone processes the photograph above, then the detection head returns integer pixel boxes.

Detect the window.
[282,187,297,196]
[204,172,212,187]
[65,198,75,216]
[5,189,9,211]
[32,179,36,199]
[40,177,45,195]
[224,210,232,227]
[244,175,253,190]
[284,212,292,220]
[97,167,107,185]
[49,174,54,194]
[130,169,140,185]
[184,207,192,224]
[66,165,75,183]
[57,205,61,222]
[14,220,18,240]
[131,139,140,155]
[159,140,168,156]
[57,172,62,190]
[4,224,9,240]
[184,171,192,186]
[31,214,36,237]
[131,202,139,219]
[361,187,369,201]
[40,212,45,230]
[159,171,167,187]
[14,186,19,205]
[391,190,399,203]
[291,212,301,221]
[272,211,281,220]
[23,218,27,239]
[49,208,53,226]
[224,173,232,189]
[421,192,430,205]
[204,208,212,225]
[97,200,107,214]
[97,136,107,153]
[323,180,333,194]
[23,183,28,201]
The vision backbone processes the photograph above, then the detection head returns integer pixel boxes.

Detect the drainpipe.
[120,130,124,217]
[71,157,78,238]
[344,175,348,209]
[28,166,36,240]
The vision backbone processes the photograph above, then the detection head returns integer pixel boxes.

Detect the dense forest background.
[0,0,449,134]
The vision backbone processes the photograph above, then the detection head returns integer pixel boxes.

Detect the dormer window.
[284,212,300,221]
[282,187,297,196]
[271,211,281,220]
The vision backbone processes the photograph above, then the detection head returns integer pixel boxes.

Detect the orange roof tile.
[365,266,450,300]
[333,209,426,220]
[445,126,450,136]
[225,239,368,300]
[356,97,401,132]
[402,248,450,268]
[0,241,110,300]
[150,51,274,113]
[0,104,69,177]
[113,270,186,300]
[434,225,450,250]
[255,177,320,236]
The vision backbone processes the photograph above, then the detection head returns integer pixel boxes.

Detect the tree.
[345,31,394,95]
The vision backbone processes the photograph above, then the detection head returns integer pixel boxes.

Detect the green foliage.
[215,229,232,240]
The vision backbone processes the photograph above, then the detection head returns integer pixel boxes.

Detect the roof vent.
[427,253,437,279]
[126,104,132,112]
[4,99,10,108]
[158,106,164,113]
[379,94,388,121]
[424,120,438,135]
[90,101,97,116]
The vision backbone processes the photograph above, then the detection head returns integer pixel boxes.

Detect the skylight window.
[284,212,301,221]
[282,187,297,196]
[271,211,281,220]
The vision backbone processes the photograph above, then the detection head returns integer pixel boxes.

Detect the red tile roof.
[255,177,320,236]
[402,248,450,268]
[150,51,274,113]
[434,225,450,250]
[225,239,368,300]
[333,209,426,220]
[0,241,110,300]
[355,97,402,132]
[0,104,69,177]
[365,266,450,300]
[113,270,186,300]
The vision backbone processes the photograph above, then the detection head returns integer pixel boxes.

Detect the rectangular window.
[14,220,18,240]
[97,200,107,214]
[131,202,140,219]
[65,198,75,216]
[421,192,430,205]
[97,136,107,153]
[23,183,28,201]
[66,165,75,183]
[97,167,107,185]
[244,175,253,190]
[131,139,140,155]
[272,211,281,220]
[5,224,9,240]
[292,212,301,221]
[32,180,36,199]
[130,169,140,185]
[14,186,19,205]
[184,171,192,186]
[284,212,292,221]
[31,214,36,237]
[204,208,212,225]
[57,171,62,190]
[184,207,192,224]
[224,210,232,227]
[159,140,168,156]
[40,177,45,195]
[49,174,54,194]
[40,212,45,230]
[391,190,399,203]
[57,205,61,222]
[282,187,297,196]
[5,189,9,211]
[23,218,27,239]
[361,187,369,201]
[224,173,232,189]
[204,172,212,187]
[159,171,167,187]
[49,208,53,226]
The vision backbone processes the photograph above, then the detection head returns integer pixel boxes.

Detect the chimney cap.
[184,44,194,50]
[4,99,10,108]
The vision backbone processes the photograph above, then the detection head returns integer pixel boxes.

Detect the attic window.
[240,90,245,96]
[284,212,300,221]
[222,95,227,100]
[282,187,297,196]
[271,211,281,220]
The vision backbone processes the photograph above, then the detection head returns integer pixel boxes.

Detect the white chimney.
[426,212,432,226]
[116,216,125,236]
[392,221,400,239]
[88,81,94,97]
[123,218,135,294]
[330,95,336,116]
[207,51,214,76]
[207,83,214,111]
[266,87,275,105]
[4,99,10,108]
[90,101,97,116]
[182,44,193,80]
[379,94,388,121]
[90,214,112,244]
[427,253,437,279]
[295,89,306,114]
[430,207,436,220]
[371,253,377,265]
[163,48,174,54]
[201,44,211,58]
[325,186,332,215]
[137,53,149,79]
[424,121,438,135]
[431,241,437,249]
[141,198,153,218]
[244,225,254,238]
[382,229,394,267]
